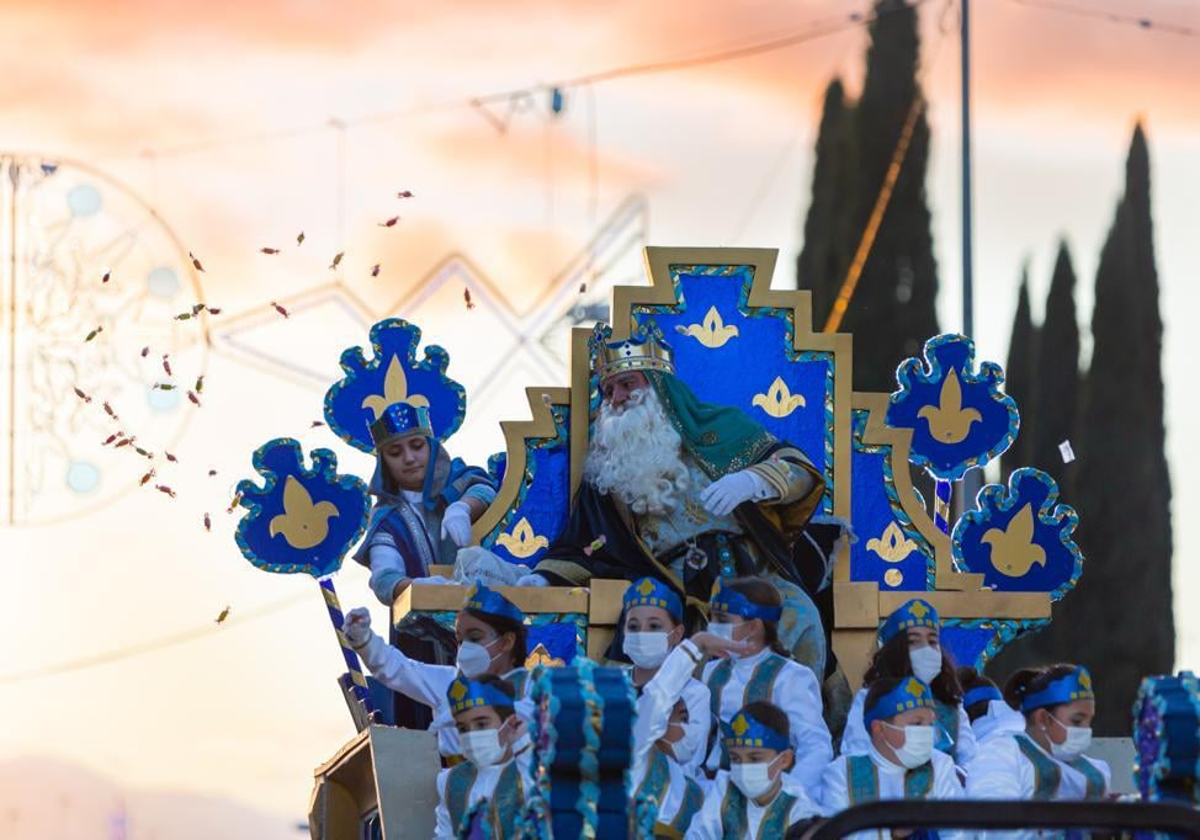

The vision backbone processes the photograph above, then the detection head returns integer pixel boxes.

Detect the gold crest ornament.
[495,517,550,559]
[675,306,739,349]
[731,714,750,737]
[361,355,431,420]
[866,522,919,563]
[751,377,806,419]
[268,476,339,549]
[917,368,982,443]
[982,504,1047,578]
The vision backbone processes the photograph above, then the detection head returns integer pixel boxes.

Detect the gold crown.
[594,327,675,381]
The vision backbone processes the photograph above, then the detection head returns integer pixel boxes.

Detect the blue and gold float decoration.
[323,318,467,451]
[234,437,374,716]
[1132,672,1200,806]
[951,468,1083,602]
[887,333,1019,483]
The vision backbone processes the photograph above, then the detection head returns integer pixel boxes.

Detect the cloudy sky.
[0,0,1196,834]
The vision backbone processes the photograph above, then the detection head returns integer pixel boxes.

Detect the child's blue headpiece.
[711,579,782,623]
[963,685,1004,708]
[1020,666,1094,713]
[723,708,789,753]
[623,577,682,622]
[447,676,515,714]
[462,583,526,625]
[370,402,433,449]
[864,677,936,728]
[878,598,940,645]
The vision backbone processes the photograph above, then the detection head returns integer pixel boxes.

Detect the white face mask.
[1047,715,1093,759]
[456,638,500,678]
[624,631,671,669]
[883,723,935,769]
[707,622,736,642]
[730,755,781,800]
[460,728,507,767]
[909,645,943,684]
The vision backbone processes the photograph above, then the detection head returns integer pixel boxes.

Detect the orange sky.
[0,0,1197,835]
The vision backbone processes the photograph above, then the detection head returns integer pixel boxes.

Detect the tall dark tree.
[989,124,1173,734]
[1030,242,1081,493]
[1001,268,1038,481]
[796,79,854,327]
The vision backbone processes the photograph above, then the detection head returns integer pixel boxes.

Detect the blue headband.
[463,583,526,625]
[963,685,1004,708]
[1021,666,1094,712]
[723,709,789,752]
[878,598,940,645]
[623,577,682,622]
[370,402,433,448]
[711,580,782,623]
[864,677,936,728]
[447,676,515,714]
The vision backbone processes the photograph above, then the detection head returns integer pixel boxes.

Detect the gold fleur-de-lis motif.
[982,503,1047,578]
[360,355,431,420]
[916,368,982,443]
[905,678,925,697]
[449,679,468,702]
[752,377,806,418]
[675,305,739,348]
[524,643,565,669]
[495,517,550,559]
[866,522,918,563]
[268,476,339,549]
[731,714,750,736]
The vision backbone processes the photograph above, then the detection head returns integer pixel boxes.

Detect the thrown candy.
[271,301,290,318]
[378,216,401,227]
[187,390,201,406]
[165,452,178,463]
[139,469,156,486]
[204,513,212,532]
[579,282,587,293]
[155,484,177,498]
[73,387,92,403]
[310,420,325,428]
[85,326,103,342]
[1059,440,1076,464]
[101,271,110,284]
[260,247,280,255]
[226,492,242,513]
[296,231,305,245]
[103,402,119,420]
[174,312,192,321]
[583,535,607,557]
[188,251,205,272]
[371,263,381,277]
[396,190,414,198]
[134,446,153,459]
[208,469,217,477]
[153,383,176,391]
[162,355,172,376]
[101,433,119,446]
[329,251,344,270]
[206,307,222,315]
[195,375,204,393]
[114,438,133,449]
[215,606,231,624]
[464,288,475,309]
[140,346,150,358]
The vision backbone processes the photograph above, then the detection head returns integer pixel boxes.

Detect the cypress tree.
[1001,268,1038,481]
[1030,242,1081,493]
[797,79,855,327]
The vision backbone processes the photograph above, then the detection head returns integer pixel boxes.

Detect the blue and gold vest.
[719,782,797,840]
[846,754,934,805]
[1013,734,1062,801]
[933,699,960,760]
[707,653,789,767]
[445,760,524,839]
[629,749,705,839]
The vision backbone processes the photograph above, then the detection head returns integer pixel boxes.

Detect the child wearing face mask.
[957,666,1026,747]
[620,577,713,776]
[343,583,532,762]
[685,702,822,839]
[820,677,963,838]
[700,578,832,791]
[434,675,531,839]
[966,664,1110,806]
[841,599,976,769]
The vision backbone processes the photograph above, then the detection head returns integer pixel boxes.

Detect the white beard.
[584,388,690,516]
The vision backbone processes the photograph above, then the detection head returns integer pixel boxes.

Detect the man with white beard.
[515,325,847,684]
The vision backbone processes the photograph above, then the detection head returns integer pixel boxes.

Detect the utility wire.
[1009,0,1198,38]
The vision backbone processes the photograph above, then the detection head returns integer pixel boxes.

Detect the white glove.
[440,501,474,547]
[516,573,550,587]
[699,470,773,517]
[342,607,374,649]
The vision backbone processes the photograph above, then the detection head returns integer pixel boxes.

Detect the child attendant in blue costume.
[966,665,1110,807]
[343,584,533,761]
[434,675,531,840]
[354,402,497,605]
[957,666,1026,747]
[686,702,822,839]
[701,578,832,790]
[841,599,976,769]
[820,677,963,839]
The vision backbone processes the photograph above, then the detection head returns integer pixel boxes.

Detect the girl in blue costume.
[841,599,977,770]
[353,402,497,605]
[966,664,1111,813]
[957,666,1026,747]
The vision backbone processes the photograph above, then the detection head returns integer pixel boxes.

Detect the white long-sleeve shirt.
[970,699,1027,746]
[630,640,711,773]
[701,647,832,791]
[842,687,977,769]
[433,752,534,840]
[820,746,963,840]
[686,771,821,839]
[355,631,533,756]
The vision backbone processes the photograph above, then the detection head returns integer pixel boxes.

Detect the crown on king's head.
[369,402,434,449]
[590,321,675,382]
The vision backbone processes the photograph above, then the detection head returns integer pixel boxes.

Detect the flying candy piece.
[141,346,150,358]
[102,271,111,284]
[208,469,217,476]
[311,420,325,428]
[192,303,206,316]
[204,512,212,532]
[162,355,172,376]
[73,387,92,403]
[396,190,414,198]
[378,216,401,227]
[41,163,58,176]
[114,438,133,449]
[583,535,607,557]
[155,484,177,498]
[206,307,222,315]
[103,402,118,420]
[85,326,103,342]
[154,383,176,391]
[187,390,201,406]
[139,469,156,486]
[371,264,381,277]
[135,447,153,459]
[188,252,205,272]
[579,282,587,293]
[260,247,280,255]
[165,452,178,463]
[296,231,305,245]
[1059,440,1076,464]
[464,289,475,309]
[101,433,119,446]
[215,606,230,624]
[195,375,204,393]
[174,312,193,321]
[329,252,344,270]
[226,492,242,514]
[270,301,289,318]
